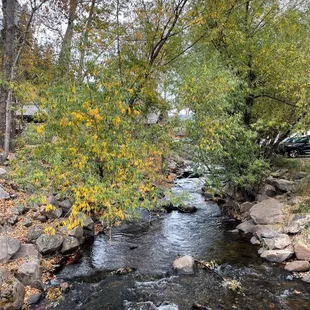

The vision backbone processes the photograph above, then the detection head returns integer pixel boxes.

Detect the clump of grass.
[271,156,310,178]
[295,176,310,196]
[294,198,310,214]
[222,278,244,295]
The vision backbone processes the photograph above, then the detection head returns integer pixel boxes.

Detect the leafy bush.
[11,77,172,229]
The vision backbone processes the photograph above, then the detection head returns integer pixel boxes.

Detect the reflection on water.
[55,178,310,310]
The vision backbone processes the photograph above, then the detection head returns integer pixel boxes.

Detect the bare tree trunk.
[1,0,46,161]
[58,0,78,74]
[0,0,18,149]
[78,0,96,82]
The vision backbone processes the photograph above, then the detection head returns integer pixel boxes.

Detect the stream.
[53,178,310,310]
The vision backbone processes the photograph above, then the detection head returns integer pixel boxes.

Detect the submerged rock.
[172,255,195,274]
[177,204,197,213]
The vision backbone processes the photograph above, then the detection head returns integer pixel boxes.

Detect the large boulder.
[272,179,295,193]
[0,236,21,263]
[260,246,294,263]
[0,269,25,310]
[262,234,291,250]
[17,259,42,289]
[250,198,284,225]
[172,255,195,274]
[236,219,256,233]
[285,260,310,272]
[0,187,9,200]
[11,243,41,260]
[35,234,64,255]
[61,236,80,253]
[294,239,310,261]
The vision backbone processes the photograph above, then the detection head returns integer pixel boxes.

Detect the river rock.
[253,225,280,240]
[300,271,310,283]
[82,215,94,231]
[124,301,158,310]
[37,215,47,223]
[260,246,294,263]
[27,292,42,306]
[260,184,277,197]
[262,234,291,250]
[40,205,63,219]
[256,194,269,202]
[61,236,80,253]
[284,214,310,234]
[0,167,7,178]
[177,204,197,213]
[250,198,284,224]
[7,215,18,226]
[272,179,295,193]
[294,239,310,260]
[28,225,44,242]
[11,243,41,260]
[0,236,21,263]
[285,260,310,272]
[59,199,72,213]
[172,255,195,274]
[36,234,64,254]
[11,205,28,215]
[250,236,260,245]
[0,186,10,200]
[236,219,256,233]
[47,195,59,207]
[23,218,32,227]
[240,202,253,213]
[17,259,42,289]
[0,269,25,310]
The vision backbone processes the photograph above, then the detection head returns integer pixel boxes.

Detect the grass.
[271,156,310,178]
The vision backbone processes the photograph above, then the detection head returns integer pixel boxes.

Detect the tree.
[0,0,47,161]
[172,0,310,194]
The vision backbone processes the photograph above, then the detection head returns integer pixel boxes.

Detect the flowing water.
[53,178,310,310]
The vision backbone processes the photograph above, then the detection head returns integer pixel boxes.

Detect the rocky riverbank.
[0,165,97,309]
[207,164,310,284]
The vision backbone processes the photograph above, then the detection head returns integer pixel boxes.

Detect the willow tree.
[173,0,310,193]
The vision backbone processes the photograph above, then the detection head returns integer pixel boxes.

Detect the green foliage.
[294,199,310,214]
[12,74,172,229]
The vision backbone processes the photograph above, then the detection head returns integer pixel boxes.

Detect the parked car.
[278,136,310,157]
